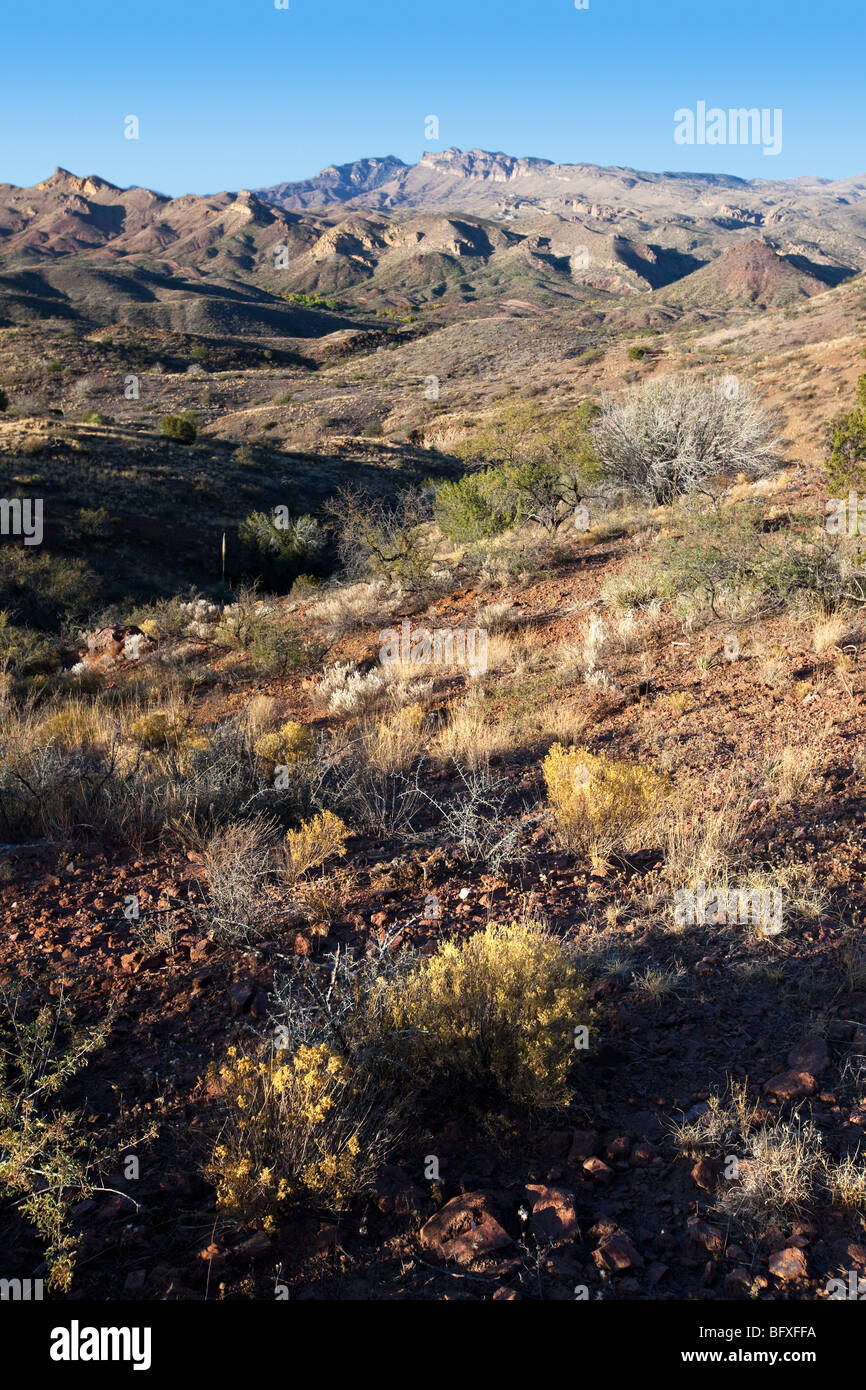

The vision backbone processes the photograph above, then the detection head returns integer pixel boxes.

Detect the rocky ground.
[2,468,865,1302]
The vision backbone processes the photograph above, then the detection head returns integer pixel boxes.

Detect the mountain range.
[0,149,864,340]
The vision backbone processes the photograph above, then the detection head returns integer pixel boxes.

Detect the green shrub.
[0,549,96,629]
[0,984,107,1290]
[160,414,197,444]
[825,374,866,490]
[238,510,325,587]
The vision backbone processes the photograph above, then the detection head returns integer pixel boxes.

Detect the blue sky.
[1,0,863,194]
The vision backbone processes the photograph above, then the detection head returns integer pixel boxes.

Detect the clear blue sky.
[1,0,863,195]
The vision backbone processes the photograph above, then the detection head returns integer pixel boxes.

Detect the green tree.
[825,374,866,490]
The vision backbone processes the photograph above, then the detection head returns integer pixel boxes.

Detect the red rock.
[233,1231,273,1263]
[419,1192,512,1267]
[691,1157,721,1192]
[630,1141,659,1165]
[593,1231,643,1271]
[764,1070,816,1100]
[522,1184,579,1241]
[568,1130,599,1161]
[227,981,254,1015]
[605,1135,631,1161]
[768,1247,807,1281]
[582,1157,612,1181]
[786,1036,829,1076]
[687,1217,726,1255]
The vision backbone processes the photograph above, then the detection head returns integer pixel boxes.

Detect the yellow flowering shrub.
[284,810,348,879]
[384,921,589,1108]
[128,710,187,750]
[206,1042,380,1224]
[253,720,315,773]
[36,703,108,751]
[543,743,672,866]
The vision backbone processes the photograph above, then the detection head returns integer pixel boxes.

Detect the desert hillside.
[2,148,866,1313]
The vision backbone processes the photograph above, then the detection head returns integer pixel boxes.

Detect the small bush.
[160,414,197,444]
[543,743,672,865]
[825,374,866,490]
[128,710,186,750]
[384,921,589,1107]
[238,510,326,588]
[202,816,282,942]
[284,810,348,880]
[0,985,107,1290]
[254,721,315,774]
[207,1041,389,1224]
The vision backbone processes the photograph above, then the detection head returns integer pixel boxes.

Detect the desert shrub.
[0,549,95,630]
[593,374,780,504]
[433,688,518,767]
[0,612,61,678]
[0,386,7,412]
[205,922,591,1228]
[438,400,601,540]
[315,730,425,838]
[201,816,282,942]
[238,510,326,587]
[433,467,517,542]
[207,1041,393,1224]
[328,486,435,590]
[673,1081,866,1225]
[0,705,263,849]
[160,414,197,444]
[383,921,589,1107]
[313,660,432,718]
[543,743,672,865]
[254,721,315,776]
[249,621,326,678]
[825,373,866,490]
[606,504,858,619]
[370,703,425,773]
[128,710,187,750]
[35,702,113,752]
[284,810,348,880]
[415,762,523,871]
[75,507,111,540]
[304,580,387,640]
[0,984,108,1290]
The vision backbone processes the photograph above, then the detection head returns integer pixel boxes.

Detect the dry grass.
[433,689,519,768]
[765,737,827,808]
